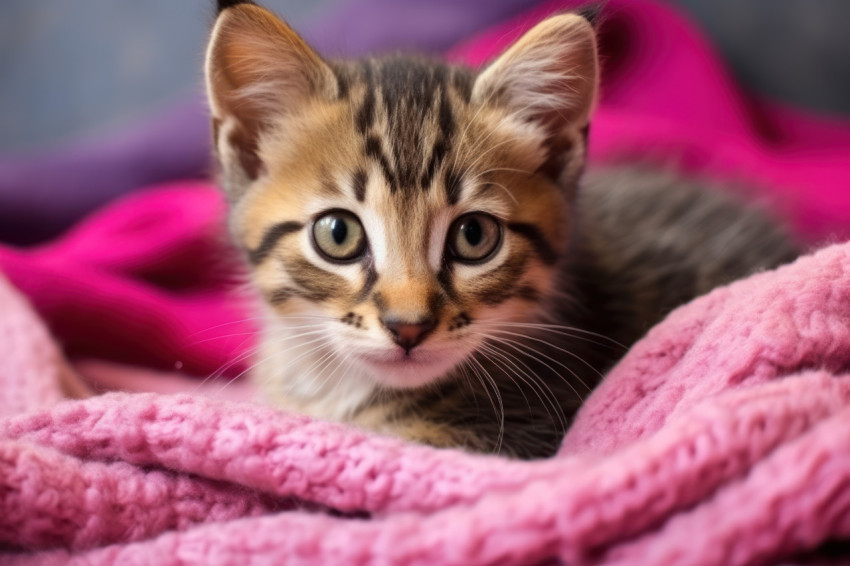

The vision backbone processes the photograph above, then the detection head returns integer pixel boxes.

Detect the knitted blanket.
[4,0,850,563]
[4,240,850,565]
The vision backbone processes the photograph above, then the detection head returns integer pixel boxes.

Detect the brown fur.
[205,3,797,458]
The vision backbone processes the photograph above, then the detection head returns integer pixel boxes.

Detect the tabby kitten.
[205,1,797,458]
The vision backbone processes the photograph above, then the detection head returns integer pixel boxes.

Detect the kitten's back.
[564,165,799,348]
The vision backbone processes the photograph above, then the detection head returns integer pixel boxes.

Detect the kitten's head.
[205,1,599,389]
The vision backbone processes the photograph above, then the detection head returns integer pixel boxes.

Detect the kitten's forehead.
[360,182,435,274]
[337,56,475,201]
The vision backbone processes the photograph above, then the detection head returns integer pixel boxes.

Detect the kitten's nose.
[381,316,436,353]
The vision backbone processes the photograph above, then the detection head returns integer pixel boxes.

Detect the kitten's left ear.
[205,2,338,197]
[472,13,599,182]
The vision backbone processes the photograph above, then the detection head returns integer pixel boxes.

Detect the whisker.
[473,166,532,177]
[494,322,626,349]
[251,338,337,397]
[217,331,333,397]
[466,356,505,455]
[186,313,333,340]
[484,328,604,384]
[484,334,593,398]
[295,348,339,395]
[477,342,567,434]
[454,83,502,165]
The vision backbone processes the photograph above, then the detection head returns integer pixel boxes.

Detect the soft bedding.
[4,229,850,565]
[3,1,850,563]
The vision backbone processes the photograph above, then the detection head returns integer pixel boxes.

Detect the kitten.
[205,1,797,458]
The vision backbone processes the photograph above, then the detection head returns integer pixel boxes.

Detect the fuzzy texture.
[2,0,850,561]
[203,2,797,458]
[4,240,850,564]
[0,271,64,416]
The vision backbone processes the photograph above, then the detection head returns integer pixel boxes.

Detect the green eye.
[448,213,502,263]
[312,210,367,262]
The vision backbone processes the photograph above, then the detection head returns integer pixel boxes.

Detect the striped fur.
[205,4,797,458]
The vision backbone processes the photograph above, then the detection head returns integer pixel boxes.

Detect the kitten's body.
[206,2,797,458]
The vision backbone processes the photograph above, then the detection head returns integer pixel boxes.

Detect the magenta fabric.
[0,183,255,378]
[4,239,850,564]
[3,0,850,562]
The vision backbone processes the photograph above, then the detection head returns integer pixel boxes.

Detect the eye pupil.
[464,219,483,247]
[313,210,366,262]
[449,213,502,263]
[331,218,348,244]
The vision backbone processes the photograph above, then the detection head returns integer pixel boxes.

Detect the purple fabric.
[0,0,535,245]
[311,0,535,56]
[0,100,211,245]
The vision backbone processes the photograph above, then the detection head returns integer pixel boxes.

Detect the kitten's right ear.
[472,13,599,184]
[205,2,337,197]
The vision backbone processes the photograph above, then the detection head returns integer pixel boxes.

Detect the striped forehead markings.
[355,62,375,133]
[249,221,304,265]
[419,139,449,191]
[444,166,464,205]
[354,57,470,195]
[352,168,368,202]
[364,135,398,190]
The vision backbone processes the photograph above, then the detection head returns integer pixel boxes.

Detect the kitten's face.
[206,3,598,389]
[233,65,569,387]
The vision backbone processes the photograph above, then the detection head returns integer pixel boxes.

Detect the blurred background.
[1,0,850,246]
[1,0,332,152]
[2,0,849,152]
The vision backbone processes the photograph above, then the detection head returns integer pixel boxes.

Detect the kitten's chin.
[355,346,466,389]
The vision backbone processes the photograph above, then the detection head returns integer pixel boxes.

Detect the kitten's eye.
[448,213,502,263]
[312,210,367,262]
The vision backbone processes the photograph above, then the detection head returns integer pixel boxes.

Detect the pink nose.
[381,317,436,353]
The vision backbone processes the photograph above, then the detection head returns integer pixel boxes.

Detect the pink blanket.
[3,0,850,563]
[5,236,850,565]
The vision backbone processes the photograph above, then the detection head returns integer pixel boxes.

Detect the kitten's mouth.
[359,349,436,369]
[363,350,432,367]
[355,346,466,388]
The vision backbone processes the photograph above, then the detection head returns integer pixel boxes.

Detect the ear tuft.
[216,0,255,14]
[575,2,606,29]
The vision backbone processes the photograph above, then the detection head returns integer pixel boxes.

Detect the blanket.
[4,0,850,563]
[4,237,850,565]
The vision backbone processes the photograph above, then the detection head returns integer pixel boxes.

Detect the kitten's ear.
[205,2,337,196]
[472,13,599,182]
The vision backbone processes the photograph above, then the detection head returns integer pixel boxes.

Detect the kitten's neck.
[253,319,378,421]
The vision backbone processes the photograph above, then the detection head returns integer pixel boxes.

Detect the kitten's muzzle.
[381,316,436,354]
